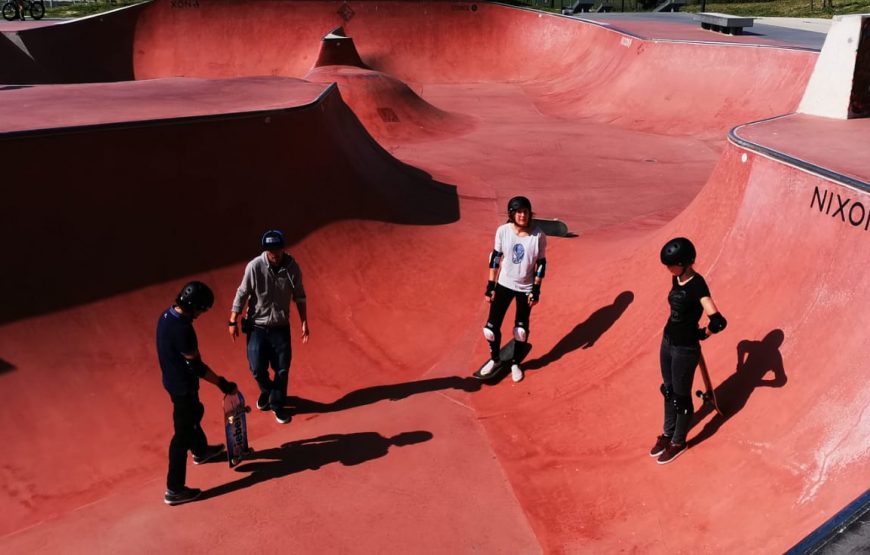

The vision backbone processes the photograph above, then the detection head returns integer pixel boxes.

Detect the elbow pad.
[185,356,210,378]
[535,258,547,278]
[708,312,727,333]
[489,250,503,269]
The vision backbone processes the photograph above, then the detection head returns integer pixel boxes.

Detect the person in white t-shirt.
[480,196,547,383]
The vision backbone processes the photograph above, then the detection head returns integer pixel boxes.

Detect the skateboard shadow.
[523,291,634,371]
[689,329,787,447]
[199,430,433,500]
[284,376,480,416]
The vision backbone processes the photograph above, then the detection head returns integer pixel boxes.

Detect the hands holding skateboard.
[217,377,238,395]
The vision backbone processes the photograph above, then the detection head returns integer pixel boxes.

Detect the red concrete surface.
[2,2,868,553]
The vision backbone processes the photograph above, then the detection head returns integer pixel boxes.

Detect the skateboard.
[223,391,253,468]
[472,339,533,380]
[695,352,724,416]
[532,218,570,237]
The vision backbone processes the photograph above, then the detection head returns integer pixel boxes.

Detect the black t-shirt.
[663,274,710,346]
[156,306,200,397]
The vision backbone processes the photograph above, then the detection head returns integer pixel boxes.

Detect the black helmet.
[660,237,696,266]
[507,196,532,213]
[176,281,214,312]
[261,229,285,251]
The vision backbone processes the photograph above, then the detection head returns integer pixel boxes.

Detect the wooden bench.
[695,12,754,35]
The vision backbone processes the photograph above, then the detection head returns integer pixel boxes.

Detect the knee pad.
[660,384,673,400]
[483,326,496,342]
[672,394,693,415]
[513,325,528,342]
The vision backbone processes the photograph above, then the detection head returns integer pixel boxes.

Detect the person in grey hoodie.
[228,230,309,424]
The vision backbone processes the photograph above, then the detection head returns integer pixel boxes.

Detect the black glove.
[218,377,238,395]
[485,280,496,298]
[697,327,709,341]
[530,283,541,302]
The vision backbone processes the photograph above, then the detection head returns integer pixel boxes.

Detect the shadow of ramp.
[200,430,433,500]
[690,329,787,447]
[0,358,15,375]
[524,291,634,371]
[0,85,459,324]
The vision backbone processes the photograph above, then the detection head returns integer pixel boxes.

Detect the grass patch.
[683,0,870,17]
[44,0,140,18]
[502,0,870,18]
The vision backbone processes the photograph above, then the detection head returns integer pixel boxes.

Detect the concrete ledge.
[695,12,754,35]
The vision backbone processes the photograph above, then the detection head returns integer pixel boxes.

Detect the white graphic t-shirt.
[494,223,547,293]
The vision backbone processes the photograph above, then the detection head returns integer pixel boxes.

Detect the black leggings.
[659,335,701,444]
[485,284,532,361]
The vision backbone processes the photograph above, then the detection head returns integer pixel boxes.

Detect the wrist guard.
[485,280,496,297]
[217,377,237,395]
[708,312,727,333]
[530,283,541,302]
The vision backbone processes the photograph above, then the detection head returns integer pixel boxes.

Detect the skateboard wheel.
[695,390,703,398]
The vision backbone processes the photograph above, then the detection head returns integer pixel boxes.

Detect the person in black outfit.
[651,238,727,464]
[157,281,238,505]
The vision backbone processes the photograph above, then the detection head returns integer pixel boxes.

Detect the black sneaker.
[274,408,291,424]
[649,435,671,458]
[657,441,687,465]
[164,487,202,506]
[192,444,225,465]
[256,392,270,411]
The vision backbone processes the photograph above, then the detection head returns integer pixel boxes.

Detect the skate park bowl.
[1,2,869,552]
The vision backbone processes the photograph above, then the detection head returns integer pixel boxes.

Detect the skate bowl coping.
[696,13,754,35]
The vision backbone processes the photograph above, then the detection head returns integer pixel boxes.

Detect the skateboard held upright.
[223,390,253,468]
[695,352,723,416]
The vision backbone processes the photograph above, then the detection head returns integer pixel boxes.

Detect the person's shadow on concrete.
[200,430,433,501]
[0,358,14,375]
[284,377,480,416]
[523,291,634,372]
[689,329,787,447]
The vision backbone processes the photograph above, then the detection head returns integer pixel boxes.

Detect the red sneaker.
[657,441,687,465]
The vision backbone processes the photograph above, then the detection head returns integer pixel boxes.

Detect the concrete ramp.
[1,2,867,552]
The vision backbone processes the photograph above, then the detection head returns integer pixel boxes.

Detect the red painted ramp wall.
[132,1,815,136]
[3,1,866,553]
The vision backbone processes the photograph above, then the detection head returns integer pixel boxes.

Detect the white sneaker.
[511,364,523,382]
[479,359,498,376]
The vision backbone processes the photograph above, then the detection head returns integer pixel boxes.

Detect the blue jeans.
[659,335,700,444]
[246,325,291,410]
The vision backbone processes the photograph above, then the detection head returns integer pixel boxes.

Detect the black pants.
[167,393,208,491]
[659,335,700,444]
[485,283,532,361]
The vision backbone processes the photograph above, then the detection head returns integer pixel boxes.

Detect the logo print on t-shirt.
[668,289,688,323]
[512,244,525,264]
